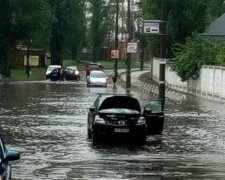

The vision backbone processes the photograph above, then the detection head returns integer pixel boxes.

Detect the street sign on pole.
[142,20,166,35]
[111,49,119,59]
[127,42,138,53]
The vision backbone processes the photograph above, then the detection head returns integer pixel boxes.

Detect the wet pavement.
[1,76,225,179]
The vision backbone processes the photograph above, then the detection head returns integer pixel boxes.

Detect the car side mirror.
[6,150,20,161]
[89,107,95,113]
[143,108,152,115]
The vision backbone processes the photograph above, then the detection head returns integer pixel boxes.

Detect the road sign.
[144,22,160,34]
[127,42,138,53]
[111,49,119,59]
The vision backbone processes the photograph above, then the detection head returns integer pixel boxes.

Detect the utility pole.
[126,0,131,89]
[26,38,32,78]
[114,0,119,78]
[158,0,166,110]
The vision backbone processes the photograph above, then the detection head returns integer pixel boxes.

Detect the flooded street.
[1,79,225,179]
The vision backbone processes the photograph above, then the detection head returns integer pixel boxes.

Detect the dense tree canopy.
[88,0,116,62]
[141,0,225,81]
[0,0,51,76]
[1,0,225,77]
[141,0,210,56]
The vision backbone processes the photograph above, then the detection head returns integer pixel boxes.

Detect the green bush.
[170,33,224,81]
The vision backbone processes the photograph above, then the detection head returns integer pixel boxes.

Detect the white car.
[45,65,61,79]
[87,70,108,87]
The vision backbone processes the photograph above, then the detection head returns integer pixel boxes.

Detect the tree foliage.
[0,0,51,76]
[170,33,225,81]
[63,0,86,60]
[141,0,210,57]
[0,0,86,73]
[88,0,116,62]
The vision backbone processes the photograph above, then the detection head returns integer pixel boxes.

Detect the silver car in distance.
[87,70,108,87]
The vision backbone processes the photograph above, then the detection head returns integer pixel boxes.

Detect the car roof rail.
[97,93,133,97]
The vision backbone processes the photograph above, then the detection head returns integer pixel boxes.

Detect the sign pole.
[126,0,131,90]
[158,0,166,109]
[114,0,119,79]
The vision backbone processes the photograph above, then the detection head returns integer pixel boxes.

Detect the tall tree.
[140,0,210,57]
[63,0,86,60]
[0,0,12,76]
[89,0,115,62]
[0,0,51,76]
[207,0,225,20]
[49,0,64,65]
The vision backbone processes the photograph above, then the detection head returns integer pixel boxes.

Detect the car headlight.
[137,117,146,124]
[75,71,79,75]
[95,117,106,124]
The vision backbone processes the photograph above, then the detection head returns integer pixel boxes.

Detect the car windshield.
[48,66,60,71]
[90,72,105,78]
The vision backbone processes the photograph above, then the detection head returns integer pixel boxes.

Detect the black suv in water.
[87,94,165,143]
[87,94,147,143]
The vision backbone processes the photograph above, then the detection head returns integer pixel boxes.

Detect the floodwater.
[1,78,225,179]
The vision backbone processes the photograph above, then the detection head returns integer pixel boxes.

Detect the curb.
[118,70,185,104]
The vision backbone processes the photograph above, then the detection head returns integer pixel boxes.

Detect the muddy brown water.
[0,80,225,179]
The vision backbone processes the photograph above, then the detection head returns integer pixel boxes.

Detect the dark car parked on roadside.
[64,66,80,81]
[87,94,165,144]
[49,67,80,81]
[49,68,62,81]
[0,135,20,180]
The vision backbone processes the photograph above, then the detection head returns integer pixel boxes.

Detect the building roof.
[202,13,225,36]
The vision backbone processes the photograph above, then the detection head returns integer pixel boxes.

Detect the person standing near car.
[60,67,64,80]
[25,65,31,78]
[0,70,2,82]
[112,71,117,88]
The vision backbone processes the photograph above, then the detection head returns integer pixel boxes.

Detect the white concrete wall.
[152,58,225,102]
[152,57,188,92]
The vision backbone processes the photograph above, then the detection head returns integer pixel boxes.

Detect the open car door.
[143,99,164,135]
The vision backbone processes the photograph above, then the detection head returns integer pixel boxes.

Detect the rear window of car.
[89,64,99,69]
[90,72,106,78]
[47,66,61,71]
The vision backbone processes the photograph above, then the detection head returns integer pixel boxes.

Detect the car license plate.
[114,128,129,133]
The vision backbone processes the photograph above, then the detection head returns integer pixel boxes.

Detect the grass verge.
[11,66,46,81]
[10,59,141,81]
